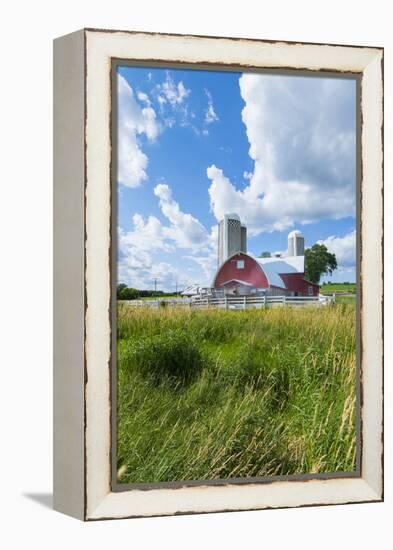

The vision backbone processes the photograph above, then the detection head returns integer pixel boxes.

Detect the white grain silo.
[287,230,305,257]
[218,213,245,266]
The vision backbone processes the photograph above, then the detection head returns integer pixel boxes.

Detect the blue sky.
[117,65,357,291]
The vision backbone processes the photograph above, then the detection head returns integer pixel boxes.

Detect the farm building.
[212,217,319,297]
[218,213,247,266]
[181,284,211,297]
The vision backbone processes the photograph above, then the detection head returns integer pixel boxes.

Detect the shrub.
[118,287,140,300]
[124,329,204,387]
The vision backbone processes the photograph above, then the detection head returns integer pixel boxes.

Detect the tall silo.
[241,224,247,254]
[288,230,305,256]
[217,213,242,266]
[226,213,242,260]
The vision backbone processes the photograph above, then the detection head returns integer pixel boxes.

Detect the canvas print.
[114,64,358,486]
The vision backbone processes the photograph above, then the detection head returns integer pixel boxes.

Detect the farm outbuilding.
[212,252,319,297]
[212,216,319,297]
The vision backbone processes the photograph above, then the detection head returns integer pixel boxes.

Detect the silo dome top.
[288,229,303,238]
[224,213,240,221]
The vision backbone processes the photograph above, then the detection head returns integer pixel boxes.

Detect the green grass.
[140,294,179,300]
[117,304,356,484]
[335,295,356,305]
[320,283,356,294]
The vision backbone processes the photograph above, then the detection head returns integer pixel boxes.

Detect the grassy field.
[139,294,179,300]
[335,295,356,305]
[117,303,356,484]
[320,283,356,294]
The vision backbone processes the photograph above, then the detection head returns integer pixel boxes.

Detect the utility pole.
[153,278,158,292]
[175,280,184,297]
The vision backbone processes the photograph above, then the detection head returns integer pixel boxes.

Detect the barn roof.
[181,284,201,296]
[256,255,304,289]
[257,255,304,273]
[258,263,286,288]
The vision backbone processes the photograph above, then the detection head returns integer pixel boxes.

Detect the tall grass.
[117,304,356,483]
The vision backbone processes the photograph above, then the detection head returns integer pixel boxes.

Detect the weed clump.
[125,329,204,387]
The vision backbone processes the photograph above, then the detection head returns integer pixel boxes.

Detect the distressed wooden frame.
[53,28,384,521]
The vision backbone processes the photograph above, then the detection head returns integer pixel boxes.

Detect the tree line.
[117,283,177,300]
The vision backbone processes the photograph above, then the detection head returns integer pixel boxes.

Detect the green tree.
[259,251,271,258]
[117,283,127,299]
[118,286,140,300]
[305,244,337,284]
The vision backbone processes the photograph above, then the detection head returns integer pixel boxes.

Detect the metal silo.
[288,230,305,256]
[217,213,242,266]
[241,224,247,254]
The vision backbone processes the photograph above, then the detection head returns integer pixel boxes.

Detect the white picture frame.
[53,28,383,521]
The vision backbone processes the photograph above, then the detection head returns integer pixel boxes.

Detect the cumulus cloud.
[118,245,182,292]
[154,183,208,250]
[136,91,151,104]
[204,89,219,124]
[318,230,356,268]
[207,73,356,234]
[117,74,160,188]
[119,214,172,253]
[118,183,218,289]
[183,224,219,281]
[184,253,217,280]
[118,219,189,291]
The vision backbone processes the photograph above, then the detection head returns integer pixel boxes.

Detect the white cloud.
[118,183,218,289]
[118,219,190,291]
[151,72,199,133]
[117,74,160,188]
[163,116,176,128]
[204,89,219,124]
[154,183,208,250]
[183,225,219,282]
[207,73,356,234]
[136,91,151,104]
[153,73,216,137]
[118,246,182,292]
[184,253,217,281]
[120,214,172,253]
[156,73,190,107]
[318,230,356,268]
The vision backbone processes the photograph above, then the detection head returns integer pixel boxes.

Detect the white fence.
[191,294,333,309]
[122,297,191,308]
[123,294,334,309]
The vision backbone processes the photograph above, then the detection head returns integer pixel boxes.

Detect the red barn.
[212,252,319,297]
